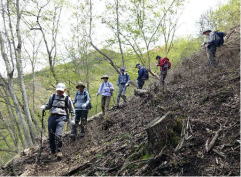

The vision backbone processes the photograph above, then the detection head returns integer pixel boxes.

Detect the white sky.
[176,0,229,38]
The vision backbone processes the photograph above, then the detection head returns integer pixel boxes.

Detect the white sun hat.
[56,83,66,91]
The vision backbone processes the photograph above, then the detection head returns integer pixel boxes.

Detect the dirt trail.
[0,26,240,176]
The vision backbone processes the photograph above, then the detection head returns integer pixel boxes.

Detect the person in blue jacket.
[136,64,149,89]
[71,82,90,138]
[117,67,130,107]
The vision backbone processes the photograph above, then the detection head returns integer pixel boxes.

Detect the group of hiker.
[40,29,225,159]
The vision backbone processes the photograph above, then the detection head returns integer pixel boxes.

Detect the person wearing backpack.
[41,83,75,159]
[70,82,91,138]
[97,75,114,115]
[136,64,149,89]
[117,67,130,107]
[202,29,226,66]
[156,56,171,86]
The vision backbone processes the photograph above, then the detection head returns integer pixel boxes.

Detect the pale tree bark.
[15,0,37,143]
[0,0,33,147]
[0,32,32,147]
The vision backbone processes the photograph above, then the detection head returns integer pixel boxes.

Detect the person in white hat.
[41,83,75,159]
[97,75,114,115]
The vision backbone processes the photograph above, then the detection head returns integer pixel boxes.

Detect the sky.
[176,0,229,38]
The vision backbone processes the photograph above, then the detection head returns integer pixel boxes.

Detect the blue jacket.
[137,67,146,81]
[117,73,130,85]
[73,89,90,110]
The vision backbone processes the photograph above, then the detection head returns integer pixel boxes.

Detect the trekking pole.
[36,110,45,163]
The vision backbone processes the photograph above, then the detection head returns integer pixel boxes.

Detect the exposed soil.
[0,26,240,176]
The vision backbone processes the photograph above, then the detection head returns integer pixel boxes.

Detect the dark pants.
[160,71,167,85]
[48,115,66,154]
[71,110,88,136]
[207,45,217,66]
[137,79,145,89]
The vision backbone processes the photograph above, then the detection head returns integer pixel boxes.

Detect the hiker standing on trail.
[117,67,130,107]
[202,29,226,66]
[156,56,171,86]
[97,75,114,115]
[41,83,75,158]
[136,64,149,89]
[71,82,90,138]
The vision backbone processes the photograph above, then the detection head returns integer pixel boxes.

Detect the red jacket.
[157,57,171,71]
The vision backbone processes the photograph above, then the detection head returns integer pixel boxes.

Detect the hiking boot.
[70,134,76,141]
[56,152,63,159]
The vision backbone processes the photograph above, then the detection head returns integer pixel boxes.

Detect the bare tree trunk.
[0,25,33,149]
[7,81,33,147]
[15,0,37,143]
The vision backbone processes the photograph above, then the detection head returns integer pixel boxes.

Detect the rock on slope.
[0,26,240,176]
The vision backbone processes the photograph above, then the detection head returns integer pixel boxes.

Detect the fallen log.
[134,89,149,97]
[87,112,103,122]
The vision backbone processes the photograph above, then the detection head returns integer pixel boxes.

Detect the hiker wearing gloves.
[136,64,149,89]
[156,56,171,86]
[117,67,130,107]
[202,29,226,66]
[97,75,114,115]
[71,82,91,138]
[41,83,75,159]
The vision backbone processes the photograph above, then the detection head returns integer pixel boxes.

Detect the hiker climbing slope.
[136,64,149,89]
[202,29,226,66]
[117,67,130,107]
[71,82,91,138]
[41,83,75,159]
[156,55,171,87]
[97,75,114,115]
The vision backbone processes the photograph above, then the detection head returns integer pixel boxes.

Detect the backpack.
[51,94,69,119]
[75,91,92,110]
[142,67,149,80]
[214,31,225,47]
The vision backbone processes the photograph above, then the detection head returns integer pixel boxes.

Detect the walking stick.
[36,110,45,163]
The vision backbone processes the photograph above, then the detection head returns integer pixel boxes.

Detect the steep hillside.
[0,26,239,176]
